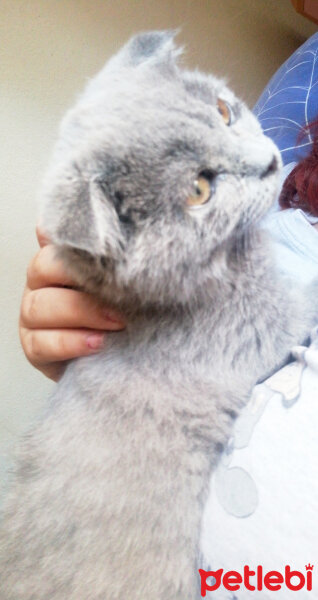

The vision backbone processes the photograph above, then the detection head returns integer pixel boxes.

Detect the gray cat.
[0,31,316,600]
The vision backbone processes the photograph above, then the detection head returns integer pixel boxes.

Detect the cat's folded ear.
[109,30,183,71]
[83,31,183,99]
[40,169,125,259]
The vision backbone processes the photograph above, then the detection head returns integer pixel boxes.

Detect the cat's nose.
[261,155,279,179]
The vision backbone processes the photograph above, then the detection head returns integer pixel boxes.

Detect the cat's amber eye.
[186,175,212,208]
[217,98,232,126]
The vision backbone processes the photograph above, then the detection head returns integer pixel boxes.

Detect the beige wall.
[0,0,317,470]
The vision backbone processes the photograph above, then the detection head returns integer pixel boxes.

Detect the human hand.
[19,227,126,382]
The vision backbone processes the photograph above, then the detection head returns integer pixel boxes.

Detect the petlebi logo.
[199,564,314,595]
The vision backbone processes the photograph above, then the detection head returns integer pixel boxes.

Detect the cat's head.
[41,31,281,309]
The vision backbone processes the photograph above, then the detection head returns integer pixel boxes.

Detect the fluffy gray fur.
[0,31,316,599]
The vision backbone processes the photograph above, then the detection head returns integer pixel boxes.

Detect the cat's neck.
[112,227,271,322]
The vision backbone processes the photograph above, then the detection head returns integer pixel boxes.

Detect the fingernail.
[86,333,105,350]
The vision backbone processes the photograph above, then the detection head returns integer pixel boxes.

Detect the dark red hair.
[279,118,318,216]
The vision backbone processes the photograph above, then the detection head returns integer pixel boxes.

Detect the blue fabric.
[253,33,318,165]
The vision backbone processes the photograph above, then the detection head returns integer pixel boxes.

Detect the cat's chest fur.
[65,237,289,416]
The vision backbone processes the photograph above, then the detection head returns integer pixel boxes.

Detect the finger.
[36,361,67,382]
[21,286,125,330]
[27,244,76,290]
[36,225,51,248]
[20,327,108,367]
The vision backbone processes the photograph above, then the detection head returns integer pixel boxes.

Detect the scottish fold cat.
[0,31,316,600]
